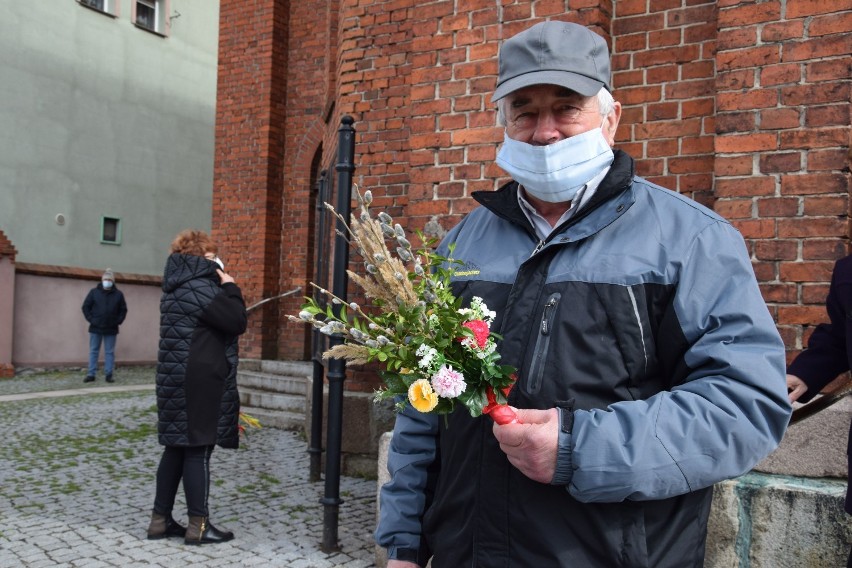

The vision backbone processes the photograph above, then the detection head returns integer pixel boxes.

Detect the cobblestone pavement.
[0,368,379,567]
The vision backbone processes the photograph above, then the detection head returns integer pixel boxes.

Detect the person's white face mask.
[496,127,614,203]
[102,280,113,289]
[212,257,224,271]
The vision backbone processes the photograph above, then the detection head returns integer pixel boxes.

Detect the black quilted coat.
[156,253,247,449]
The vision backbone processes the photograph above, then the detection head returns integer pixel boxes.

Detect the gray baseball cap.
[492,21,611,102]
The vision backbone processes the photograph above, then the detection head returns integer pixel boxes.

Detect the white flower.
[416,344,438,370]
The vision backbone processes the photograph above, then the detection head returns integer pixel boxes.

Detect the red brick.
[717,26,758,50]
[731,218,776,238]
[760,152,802,174]
[807,104,852,128]
[801,284,831,305]
[718,2,782,27]
[806,58,852,83]
[787,0,852,18]
[716,45,781,71]
[761,20,805,43]
[780,128,849,149]
[782,83,851,106]
[758,197,799,218]
[755,239,798,261]
[682,98,714,118]
[760,283,798,304]
[715,133,778,153]
[780,261,836,282]
[759,108,802,130]
[777,305,833,324]
[783,35,852,62]
[804,196,849,217]
[715,177,776,197]
[810,11,852,37]
[760,63,802,86]
[781,173,850,196]
[715,69,755,91]
[715,155,754,176]
[715,199,753,219]
[808,149,850,171]
[777,217,847,238]
[803,240,849,260]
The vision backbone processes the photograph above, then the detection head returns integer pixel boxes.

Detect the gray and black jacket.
[156,253,247,449]
[376,150,791,567]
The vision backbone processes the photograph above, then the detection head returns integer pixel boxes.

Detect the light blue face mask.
[496,127,614,203]
[102,280,113,289]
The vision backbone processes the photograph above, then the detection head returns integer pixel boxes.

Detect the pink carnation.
[462,320,490,349]
[430,365,466,398]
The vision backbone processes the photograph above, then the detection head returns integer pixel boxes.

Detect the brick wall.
[215,0,852,388]
[711,1,852,359]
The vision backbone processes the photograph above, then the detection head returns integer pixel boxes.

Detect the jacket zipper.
[530,239,546,257]
[526,292,561,395]
[626,286,648,375]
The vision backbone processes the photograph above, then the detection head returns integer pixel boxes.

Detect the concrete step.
[238,369,307,395]
[239,386,306,414]
[240,405,304,431]
[260,360,312,377]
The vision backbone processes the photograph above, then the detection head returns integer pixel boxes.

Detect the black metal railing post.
[321,115,355,552]
[308,169,329,483]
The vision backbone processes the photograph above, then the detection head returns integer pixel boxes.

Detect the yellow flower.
[408,379,438,413]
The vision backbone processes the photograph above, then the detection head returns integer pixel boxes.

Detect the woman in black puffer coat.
[146,229,247,545]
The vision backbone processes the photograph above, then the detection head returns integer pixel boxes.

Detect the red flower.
[462,320,489,349]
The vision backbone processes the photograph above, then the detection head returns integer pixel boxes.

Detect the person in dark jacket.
[376,21,791,567]
[81,268,127,383]
[146,229,247,545]
[787,254,852,567]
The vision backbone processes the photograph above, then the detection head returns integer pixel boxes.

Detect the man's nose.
[531,112,561,145]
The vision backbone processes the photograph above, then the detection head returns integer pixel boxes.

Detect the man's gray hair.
[496,87,615,127]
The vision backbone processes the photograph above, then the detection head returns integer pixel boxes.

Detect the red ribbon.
[482,376,520,425]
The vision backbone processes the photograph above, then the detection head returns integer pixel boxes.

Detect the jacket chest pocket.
[526,292,562,395]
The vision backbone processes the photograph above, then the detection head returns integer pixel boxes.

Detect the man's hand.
[786,374,808,403]
[387,560,419,568]
[216,269,235,285]
[492,407,559,484]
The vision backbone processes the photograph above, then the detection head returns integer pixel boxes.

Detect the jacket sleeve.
[118,292,128,326]
[565,221,792,502]
[81,289,94,323]
[787,257,852,403]
[199,282,248,336]
[375,404,438,565]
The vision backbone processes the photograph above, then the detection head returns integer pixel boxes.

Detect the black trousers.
[153,445,214,518]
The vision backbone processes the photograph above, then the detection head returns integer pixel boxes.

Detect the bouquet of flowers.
[238,412,261,439]
[289,189,518,423]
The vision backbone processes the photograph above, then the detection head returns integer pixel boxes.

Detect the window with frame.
[134,0,163,34]
[78,0,118,16]
[101,217,122,245]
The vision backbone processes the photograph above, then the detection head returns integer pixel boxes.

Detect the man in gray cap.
[377,20,790,567]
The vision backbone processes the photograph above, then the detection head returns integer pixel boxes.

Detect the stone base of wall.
[305,379,396,479]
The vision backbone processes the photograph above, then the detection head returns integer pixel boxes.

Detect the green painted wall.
[0,0,219,275]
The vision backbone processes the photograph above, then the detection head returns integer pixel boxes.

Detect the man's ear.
[603,101,622,146]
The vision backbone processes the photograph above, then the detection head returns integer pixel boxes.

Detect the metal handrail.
[246,287,302,313]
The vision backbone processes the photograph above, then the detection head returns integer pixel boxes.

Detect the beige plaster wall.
[12,273,160,367]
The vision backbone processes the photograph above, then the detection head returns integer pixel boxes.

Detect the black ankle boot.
[147,512,187,540]
[184,516,234,545]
